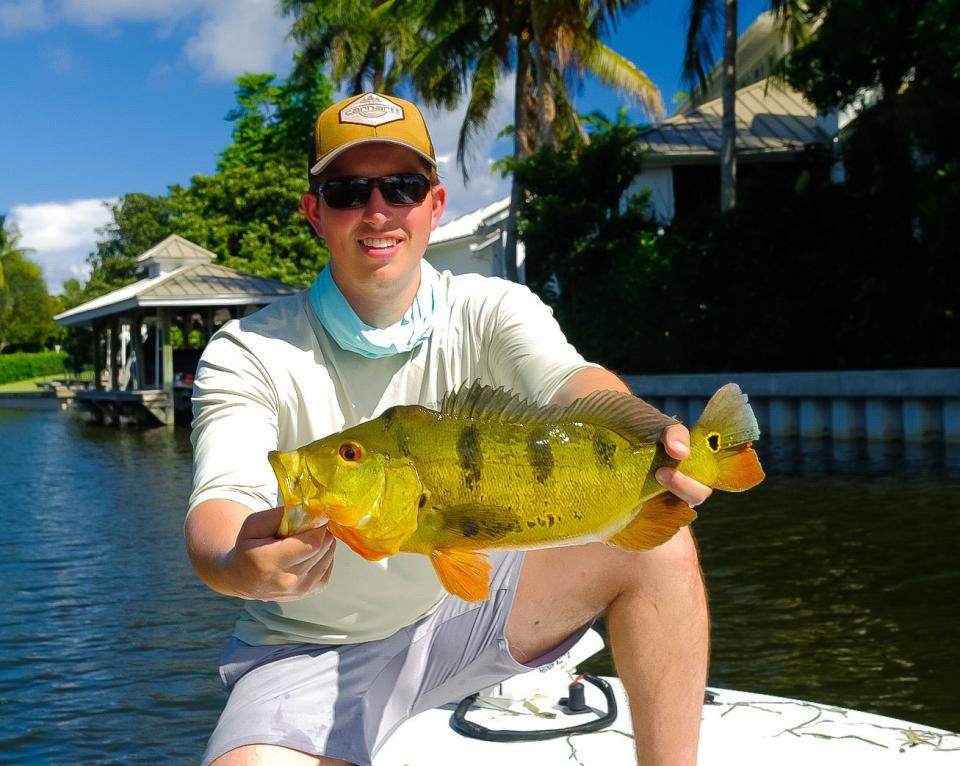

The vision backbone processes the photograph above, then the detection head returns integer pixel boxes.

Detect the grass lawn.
[0,372,93,393]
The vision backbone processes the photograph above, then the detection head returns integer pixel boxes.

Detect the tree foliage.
[782,0,960,363]
[509,114,679,370]
[82,64,334,300]
[513,107,956,373]
[0,250,60,352]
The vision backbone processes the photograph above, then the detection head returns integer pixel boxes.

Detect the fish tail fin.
[430,549,492,602]
[688,383,765,492]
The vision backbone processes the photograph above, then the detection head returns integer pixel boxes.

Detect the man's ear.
[429,184,447,231]
[300,192,324,238]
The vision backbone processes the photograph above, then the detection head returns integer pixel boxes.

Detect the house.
[426,196,525,281]
[631,11,855,224]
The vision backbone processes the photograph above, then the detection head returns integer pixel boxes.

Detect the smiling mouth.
[360,237,399,248]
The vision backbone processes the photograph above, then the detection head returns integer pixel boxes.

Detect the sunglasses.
[318,173,432,209]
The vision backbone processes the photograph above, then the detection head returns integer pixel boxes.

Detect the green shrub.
[0,351,70,384]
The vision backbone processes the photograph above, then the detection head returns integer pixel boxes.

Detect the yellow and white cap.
[310,93,437,176]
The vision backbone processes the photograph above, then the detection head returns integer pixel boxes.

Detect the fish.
[268,381,765,602]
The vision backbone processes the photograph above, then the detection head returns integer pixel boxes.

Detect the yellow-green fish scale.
[357,406,675,553]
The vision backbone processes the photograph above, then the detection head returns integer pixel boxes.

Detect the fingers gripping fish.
[268,381,765,602]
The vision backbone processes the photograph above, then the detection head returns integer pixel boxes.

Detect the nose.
[361,185,392,226]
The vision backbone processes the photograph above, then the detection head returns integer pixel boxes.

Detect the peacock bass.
[268,381,765,602]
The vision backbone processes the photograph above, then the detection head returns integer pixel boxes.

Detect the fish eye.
[339,443,362,462]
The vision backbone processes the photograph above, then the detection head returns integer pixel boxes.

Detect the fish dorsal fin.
[439,380,564,425]
[563,389,679,445]
[440,381,677,445]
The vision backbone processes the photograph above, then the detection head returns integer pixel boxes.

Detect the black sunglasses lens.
[379,174,430,205]
[321,178,373,209]
[320,174,430,209]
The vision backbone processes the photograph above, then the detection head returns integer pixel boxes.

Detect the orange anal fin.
[714,442,766,492]
[329,523,393,561]
[430,549,492,602]
[607,493,698,552]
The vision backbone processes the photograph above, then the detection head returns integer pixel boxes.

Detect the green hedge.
[0,351,70,385]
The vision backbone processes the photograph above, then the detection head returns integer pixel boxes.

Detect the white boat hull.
[375,632,959,765]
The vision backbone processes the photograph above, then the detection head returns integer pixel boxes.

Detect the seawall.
[624,369,959,443]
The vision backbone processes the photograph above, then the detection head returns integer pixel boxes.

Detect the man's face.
[301,143,446,297]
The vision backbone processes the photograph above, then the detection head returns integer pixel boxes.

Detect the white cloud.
[6,0,293,79]
[10,197,116,292]
[184,0,294,80]
[0,0,51,33]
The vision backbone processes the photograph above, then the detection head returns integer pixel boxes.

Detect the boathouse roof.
[55,235,300,327]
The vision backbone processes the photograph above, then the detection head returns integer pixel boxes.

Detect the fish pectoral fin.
[430,548,492,602]
[607,493,698,552]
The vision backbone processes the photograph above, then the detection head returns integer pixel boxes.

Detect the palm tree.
[282,0,421,94]
[282,0,664,282]
[682,1,810,212]
[0,214,29,291]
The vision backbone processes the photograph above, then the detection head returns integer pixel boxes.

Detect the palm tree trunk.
[720,0,737,212]
[505,44,535,283]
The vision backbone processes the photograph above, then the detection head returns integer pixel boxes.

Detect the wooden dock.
[75,385,193,426]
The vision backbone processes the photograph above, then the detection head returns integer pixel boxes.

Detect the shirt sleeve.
[187,328,283,516]
[483,281,600,405]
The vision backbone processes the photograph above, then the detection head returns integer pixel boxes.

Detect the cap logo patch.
[340,93,404,127]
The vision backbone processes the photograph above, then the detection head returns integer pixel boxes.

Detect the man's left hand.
[656,423,713,507]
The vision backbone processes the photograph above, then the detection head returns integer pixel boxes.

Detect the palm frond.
[681,0,723,92]
[456,49,500,179]
[581,39,664,119]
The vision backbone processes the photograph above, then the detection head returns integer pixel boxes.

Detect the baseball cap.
[310,92,437,176]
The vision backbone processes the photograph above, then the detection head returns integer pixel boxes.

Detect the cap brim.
[310,138,437,175]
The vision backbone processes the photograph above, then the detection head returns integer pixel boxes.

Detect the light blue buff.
[309,260,439,358]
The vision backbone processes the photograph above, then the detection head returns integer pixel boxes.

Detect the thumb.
[238,506,286,540]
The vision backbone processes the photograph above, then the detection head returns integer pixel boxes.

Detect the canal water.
[0,408,957,764]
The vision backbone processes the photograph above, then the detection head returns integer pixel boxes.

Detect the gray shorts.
[201,551,588,766]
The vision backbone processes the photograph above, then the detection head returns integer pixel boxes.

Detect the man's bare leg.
[506,529,709,766]
[211,746,354,765]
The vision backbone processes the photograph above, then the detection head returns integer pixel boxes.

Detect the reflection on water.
[0,410,957,764]
[0,410,238,765]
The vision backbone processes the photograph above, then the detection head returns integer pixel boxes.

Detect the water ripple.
[1,410,958,764]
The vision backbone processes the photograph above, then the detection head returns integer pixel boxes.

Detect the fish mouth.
[268,450,331,535]
[268,450,312,506]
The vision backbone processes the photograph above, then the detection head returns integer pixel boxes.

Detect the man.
[185,92,711,766]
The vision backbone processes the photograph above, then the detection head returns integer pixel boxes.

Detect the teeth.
[361,238,398,248]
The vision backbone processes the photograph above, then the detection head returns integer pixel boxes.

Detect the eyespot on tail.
[692,384,765,492]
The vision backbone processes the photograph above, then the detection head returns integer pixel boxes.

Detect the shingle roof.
[638,78,828,163]
[55,262,299,326]
[135,234,218,266]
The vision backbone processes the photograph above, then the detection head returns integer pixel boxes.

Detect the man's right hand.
[185,500,336,602]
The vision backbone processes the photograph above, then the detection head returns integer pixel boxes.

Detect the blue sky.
[0,0,769,291]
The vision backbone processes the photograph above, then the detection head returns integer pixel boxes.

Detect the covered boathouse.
[54,235,299,426]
